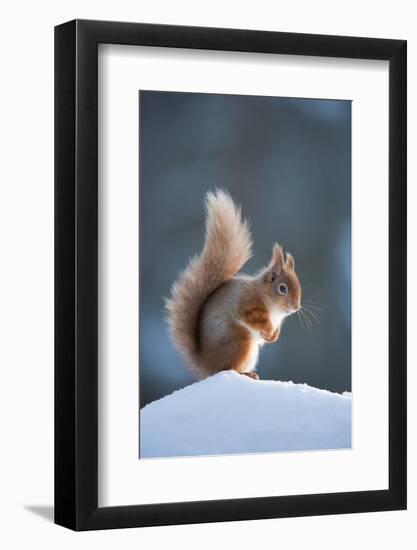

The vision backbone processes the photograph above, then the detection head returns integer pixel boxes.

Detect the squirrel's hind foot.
[241,372,260,380]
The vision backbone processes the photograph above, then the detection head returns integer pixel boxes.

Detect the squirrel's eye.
[277,283,288,296]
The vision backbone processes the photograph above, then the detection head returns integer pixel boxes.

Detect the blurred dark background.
[139,91,351,408]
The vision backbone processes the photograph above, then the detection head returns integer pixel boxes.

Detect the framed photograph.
[55,19,406,530]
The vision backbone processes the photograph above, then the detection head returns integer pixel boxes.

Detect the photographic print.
[55,21,406,529]
[139,90,352,459]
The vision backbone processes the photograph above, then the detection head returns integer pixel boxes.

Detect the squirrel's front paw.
[261,327,280,343]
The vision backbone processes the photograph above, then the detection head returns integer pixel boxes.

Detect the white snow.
[140,370,351,459]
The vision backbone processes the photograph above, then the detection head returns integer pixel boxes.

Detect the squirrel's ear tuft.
[286,252,295,271]
[264,243,284,283]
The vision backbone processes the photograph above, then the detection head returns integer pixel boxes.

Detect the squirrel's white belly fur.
[239,306,287,373]
[238,321,264,373]
[241,341,261,373]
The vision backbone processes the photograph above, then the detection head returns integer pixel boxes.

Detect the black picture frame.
[55,19,407,531]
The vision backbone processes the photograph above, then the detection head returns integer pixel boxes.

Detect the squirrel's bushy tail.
[165,189,252,375]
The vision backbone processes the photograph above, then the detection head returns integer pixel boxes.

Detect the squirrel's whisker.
[301,305,320,326]
[299,309,305,330]
[304,307,317,327]
[304,310,313,330]
[302,301,321,311]
[302,303,320,317]
[297,310,304,331]
[300,308,312,330]
[303,298,317,306]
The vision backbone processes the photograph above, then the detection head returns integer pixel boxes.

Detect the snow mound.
[140,370,351,459]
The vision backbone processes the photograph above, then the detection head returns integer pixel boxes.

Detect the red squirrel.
[166,189,302,380]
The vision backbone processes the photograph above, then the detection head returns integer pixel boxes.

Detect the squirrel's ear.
[286,252,295,271]
[264,243,284,283]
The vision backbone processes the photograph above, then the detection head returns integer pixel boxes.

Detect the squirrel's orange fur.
[165,189,301,379]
